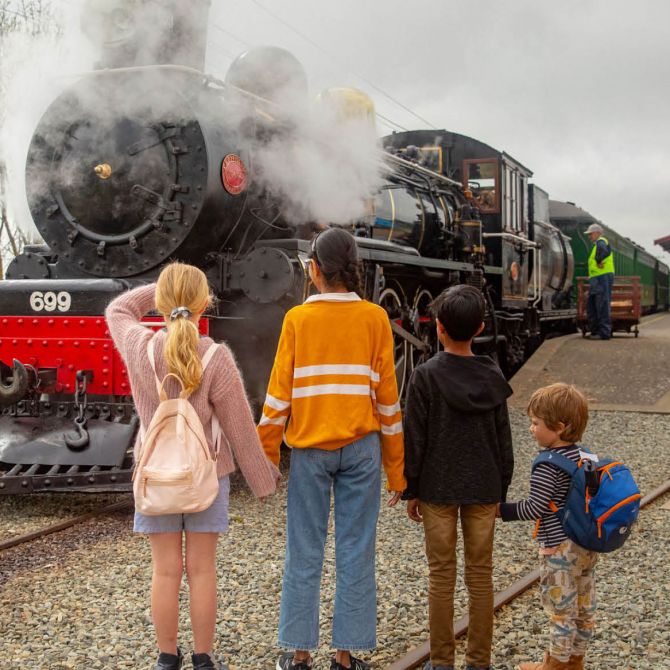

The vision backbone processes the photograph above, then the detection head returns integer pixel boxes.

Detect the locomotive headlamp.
[94,163,112,180]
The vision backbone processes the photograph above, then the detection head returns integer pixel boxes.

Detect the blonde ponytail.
[155,262,212,396]
[164,317,202,396]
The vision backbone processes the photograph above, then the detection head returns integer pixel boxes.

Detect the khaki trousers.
[422,502,496,668]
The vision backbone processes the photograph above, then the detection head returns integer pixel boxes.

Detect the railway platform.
[510,312,670,412]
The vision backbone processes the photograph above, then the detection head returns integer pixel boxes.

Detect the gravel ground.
[0,409,668,669]
[0,492,128,543]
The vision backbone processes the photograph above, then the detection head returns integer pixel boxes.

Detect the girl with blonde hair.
[106,262,279,670]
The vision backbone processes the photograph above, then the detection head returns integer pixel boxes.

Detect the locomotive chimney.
[81,0,212,71]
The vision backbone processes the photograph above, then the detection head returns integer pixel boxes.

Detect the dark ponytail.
[310,227,363,296]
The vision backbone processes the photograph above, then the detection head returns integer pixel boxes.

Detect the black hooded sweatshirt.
[403,352,514,505]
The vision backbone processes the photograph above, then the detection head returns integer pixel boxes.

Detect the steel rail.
[0,498,133,553]
[386,478,670,670]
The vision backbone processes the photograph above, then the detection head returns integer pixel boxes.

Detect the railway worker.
[403,284,514,670]
[106,263,279,670]
[585,223,615,340]
[258,227,405,670]
[497,384,598,670]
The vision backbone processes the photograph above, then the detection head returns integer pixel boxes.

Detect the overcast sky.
[204,0,670,259]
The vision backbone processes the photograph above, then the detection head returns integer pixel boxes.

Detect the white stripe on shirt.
[294,364,380,382]
[259,413,288,427]
[377,401,401,416]
[381,421,403,435]
[292,384,372,399]
[264,393,291,411]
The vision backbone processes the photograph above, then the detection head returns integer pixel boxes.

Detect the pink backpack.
[132,336,221,515]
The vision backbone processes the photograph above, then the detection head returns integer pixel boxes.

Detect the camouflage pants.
[539,539,599,662]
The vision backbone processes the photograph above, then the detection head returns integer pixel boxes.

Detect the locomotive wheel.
[378,285,409,399]
[409,288,437,373]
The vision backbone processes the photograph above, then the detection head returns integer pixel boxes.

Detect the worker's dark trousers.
[587,273,614,339]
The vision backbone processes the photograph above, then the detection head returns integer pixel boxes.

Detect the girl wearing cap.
[106,262,279,670]
[258,227,406,670]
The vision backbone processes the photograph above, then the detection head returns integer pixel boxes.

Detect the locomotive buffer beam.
[0,415,137,468]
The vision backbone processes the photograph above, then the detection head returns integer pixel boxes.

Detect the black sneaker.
[423,662,454,670]
[330,655,371,670]
[465,665,493,670]
[277,652,313,670]
[191,652,228,670]
[154,648,183,670]
[191,654,228,670]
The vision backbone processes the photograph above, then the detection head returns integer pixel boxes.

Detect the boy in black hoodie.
[404,285,514,670]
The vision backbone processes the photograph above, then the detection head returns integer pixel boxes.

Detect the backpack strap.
[146,333,162,396]
[532,450,580,476]
[201,343,222,455]
[201,342,219,372]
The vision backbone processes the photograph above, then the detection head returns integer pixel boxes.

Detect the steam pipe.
[382,153,463,188]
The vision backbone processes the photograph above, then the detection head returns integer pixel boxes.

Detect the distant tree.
[0,0,60,276]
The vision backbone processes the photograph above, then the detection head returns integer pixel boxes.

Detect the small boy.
[403,284,514,670]
[498,383,598,670]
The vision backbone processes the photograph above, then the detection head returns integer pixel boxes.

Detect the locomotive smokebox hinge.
[127,126,180,156]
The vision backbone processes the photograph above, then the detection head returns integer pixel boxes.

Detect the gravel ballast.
[0,409,668,669]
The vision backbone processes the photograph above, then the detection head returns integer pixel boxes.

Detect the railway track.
[386,478,670,670]
[0,498,132,553]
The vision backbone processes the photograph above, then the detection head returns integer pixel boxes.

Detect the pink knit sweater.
[105,284,279,498]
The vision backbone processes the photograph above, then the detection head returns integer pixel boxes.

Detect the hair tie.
[170,306,192,321]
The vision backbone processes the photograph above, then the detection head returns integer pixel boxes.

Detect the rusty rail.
[0,498,132,552]
[386,478,670,670]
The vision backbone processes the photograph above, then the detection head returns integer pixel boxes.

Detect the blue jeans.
[587,273,614,338]
[278,432,382,651]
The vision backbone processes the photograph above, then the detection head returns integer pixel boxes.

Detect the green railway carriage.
[549,200,670,313]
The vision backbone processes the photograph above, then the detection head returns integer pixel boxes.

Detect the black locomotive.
[0,2,575,494]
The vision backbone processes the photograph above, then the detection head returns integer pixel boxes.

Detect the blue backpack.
[532,448,641,553]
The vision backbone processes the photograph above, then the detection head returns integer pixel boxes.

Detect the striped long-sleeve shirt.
[257,292,406,491]
[500,444,582,548]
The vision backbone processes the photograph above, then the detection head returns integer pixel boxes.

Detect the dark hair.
[430,284,485,341]
[309,227,362,295]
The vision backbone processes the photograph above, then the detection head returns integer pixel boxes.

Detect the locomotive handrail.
[482,232,542,306]
[381,152,463,188]
[481,232,540,248]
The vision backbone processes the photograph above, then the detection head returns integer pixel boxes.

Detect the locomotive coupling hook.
[64,416,90,451]
[94,163,112,179]
[0,359,30,407]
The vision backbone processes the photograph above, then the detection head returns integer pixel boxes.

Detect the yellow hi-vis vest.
[588,236,615,277]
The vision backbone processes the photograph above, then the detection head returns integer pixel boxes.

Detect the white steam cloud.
[0,0,97,237]
[0,0,384,254]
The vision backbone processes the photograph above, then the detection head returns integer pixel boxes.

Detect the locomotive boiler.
[0,2,576,494]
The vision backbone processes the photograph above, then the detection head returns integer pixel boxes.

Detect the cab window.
[463,159,499,213]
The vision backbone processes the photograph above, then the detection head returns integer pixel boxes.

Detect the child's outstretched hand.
[407,498,422,523]
[387,491,403,507]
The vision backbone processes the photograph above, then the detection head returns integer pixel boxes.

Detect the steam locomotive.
[0,3,576,494]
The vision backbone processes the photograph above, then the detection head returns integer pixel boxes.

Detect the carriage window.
[463,159,499,213]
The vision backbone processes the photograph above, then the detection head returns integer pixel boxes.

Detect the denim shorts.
[133,476,230,534]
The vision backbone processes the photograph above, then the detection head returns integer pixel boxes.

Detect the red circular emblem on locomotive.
[221,154,247,195]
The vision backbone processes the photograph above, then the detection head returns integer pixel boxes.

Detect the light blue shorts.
[133,476,230,534]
